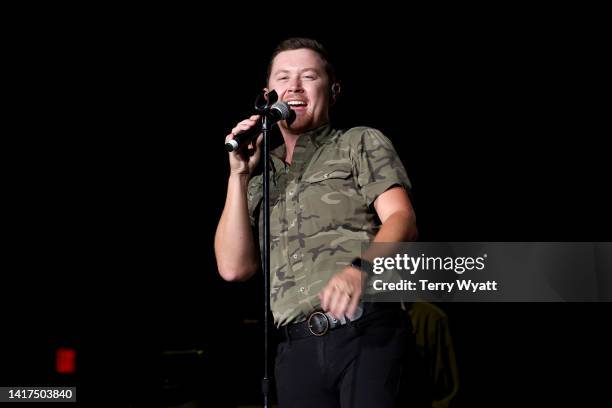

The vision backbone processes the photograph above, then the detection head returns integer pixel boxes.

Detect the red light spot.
[56,347,76,374]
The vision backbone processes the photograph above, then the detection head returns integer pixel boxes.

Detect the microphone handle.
[225,122,262,152]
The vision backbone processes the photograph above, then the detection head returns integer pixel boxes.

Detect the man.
[215,38,420,407]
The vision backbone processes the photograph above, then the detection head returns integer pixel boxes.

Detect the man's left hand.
[319,266,363,320]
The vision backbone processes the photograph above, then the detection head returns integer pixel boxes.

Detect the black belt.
[281,302,403,340]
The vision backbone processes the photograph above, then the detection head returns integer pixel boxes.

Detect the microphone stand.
[254,90,277,408]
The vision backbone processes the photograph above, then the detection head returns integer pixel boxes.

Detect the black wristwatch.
[350,257,374,273]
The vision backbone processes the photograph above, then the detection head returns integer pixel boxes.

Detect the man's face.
[267,48,331,133]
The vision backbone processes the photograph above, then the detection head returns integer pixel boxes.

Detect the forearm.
[214,174,260,281]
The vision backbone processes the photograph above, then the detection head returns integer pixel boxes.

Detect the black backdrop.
[3,12,610,406]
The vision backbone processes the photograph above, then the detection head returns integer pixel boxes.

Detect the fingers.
[320,282,341,312]
[329,289,352,320]
[230,115,260,136]
[229,116,262,153]
[225,116,262,175]
[319,282,360,321]
[231,121,255,136]
[319,266,364,321]
[319,284,332,312]
[247,133,264,150]
[346,291,361,320]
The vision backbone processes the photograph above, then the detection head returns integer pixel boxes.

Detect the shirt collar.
[302,123,333,148]
[271,123,333,160]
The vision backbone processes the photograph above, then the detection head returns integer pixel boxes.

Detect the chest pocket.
[300,165,357,201]
[299,165,362,228]
[302,168,352,184]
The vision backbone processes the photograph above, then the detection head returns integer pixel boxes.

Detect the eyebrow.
[273,68,321,76]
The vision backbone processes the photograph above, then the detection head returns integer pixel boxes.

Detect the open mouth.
[286,100,307,110]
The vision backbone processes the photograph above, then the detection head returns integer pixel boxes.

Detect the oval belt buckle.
[307,311,330,336]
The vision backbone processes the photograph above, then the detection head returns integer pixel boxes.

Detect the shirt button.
[288,190,294,196]
[299,287,305,293]
[293,254,298,259]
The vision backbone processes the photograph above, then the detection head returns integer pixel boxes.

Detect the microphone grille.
[270,101,293,120]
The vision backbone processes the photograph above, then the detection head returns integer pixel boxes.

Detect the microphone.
[225,101,294,152]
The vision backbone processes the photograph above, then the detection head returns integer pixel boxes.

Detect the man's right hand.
[225,115,263,176]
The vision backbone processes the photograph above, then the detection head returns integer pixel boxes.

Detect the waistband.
[280,302,404,340]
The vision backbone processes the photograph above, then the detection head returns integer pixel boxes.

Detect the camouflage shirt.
[247,124,411,327]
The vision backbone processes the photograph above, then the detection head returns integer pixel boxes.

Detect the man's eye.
[303,75,314,80]
[278,76,289,81]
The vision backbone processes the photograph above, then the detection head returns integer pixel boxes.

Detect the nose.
[287,76,304,94]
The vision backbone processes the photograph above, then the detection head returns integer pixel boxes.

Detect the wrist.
[350,257,374,274]
[229,171,250,181]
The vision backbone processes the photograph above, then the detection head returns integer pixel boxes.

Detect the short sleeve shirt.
[247,124,411,326]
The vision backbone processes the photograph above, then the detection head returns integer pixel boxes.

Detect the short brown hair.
[266,37,337,85]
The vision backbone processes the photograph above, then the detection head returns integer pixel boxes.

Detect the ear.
[330,82,341,105]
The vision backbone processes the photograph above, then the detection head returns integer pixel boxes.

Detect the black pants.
[275,308,426,408]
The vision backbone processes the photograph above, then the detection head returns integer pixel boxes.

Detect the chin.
[285,116,327,133]
[283,119,314,133]
[288,123,312,133]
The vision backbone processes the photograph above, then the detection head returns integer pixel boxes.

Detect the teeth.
[287,101,306,106]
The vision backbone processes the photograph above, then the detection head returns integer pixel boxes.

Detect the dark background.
[3,10,610,407]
